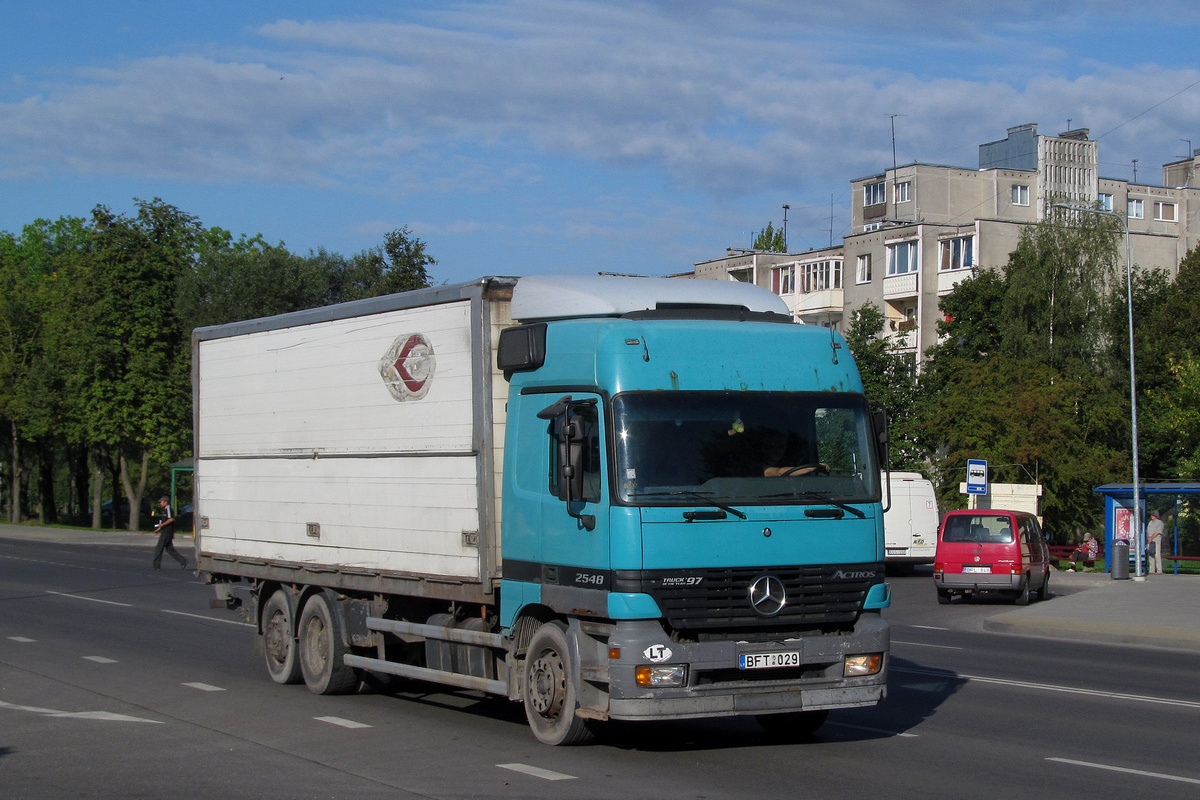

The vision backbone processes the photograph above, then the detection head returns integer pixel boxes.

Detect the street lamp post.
[1053,203,1143,579]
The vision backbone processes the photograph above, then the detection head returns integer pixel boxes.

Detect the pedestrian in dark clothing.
[152,496,187,570]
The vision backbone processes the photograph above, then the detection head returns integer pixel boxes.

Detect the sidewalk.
[984,569,1200,653]
[0,523,194,548]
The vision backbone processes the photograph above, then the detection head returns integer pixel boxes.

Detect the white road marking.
[315,716,372,729]
[183,682,225,692]
[1048,757,1200,785]
[497,763,577,781]
[83,656,117,664]
[46,591,131,607]
[909,625,950,631]
[162,609,253,627]
[895,667,1200,710]
[0,699,162,724]
[827,721,918,738]
[8,636,36,642]
[892,639,962,650]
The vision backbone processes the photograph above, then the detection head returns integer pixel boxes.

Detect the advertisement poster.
[1115,506,1132,540]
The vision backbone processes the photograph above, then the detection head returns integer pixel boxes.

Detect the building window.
[863,222,882,232]
[1128,199,1144,219]
[772,265,795,295]
[856,254,872,284]
[1098,193,1113,212]
[1154,201,1178,222]
[1011,185,1030,206]
[886,240,918,276]
[895,181,911,203]
[938,236,974,271]
[864,182,886,206]
[798,260,842,294]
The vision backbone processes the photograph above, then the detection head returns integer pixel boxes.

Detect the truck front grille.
[613,563,882,633]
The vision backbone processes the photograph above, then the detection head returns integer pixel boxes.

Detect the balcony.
[796,289,843,315]
[883,272,918,300]
[937,268,975,295]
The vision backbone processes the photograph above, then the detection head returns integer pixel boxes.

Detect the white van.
[883,472,939,571]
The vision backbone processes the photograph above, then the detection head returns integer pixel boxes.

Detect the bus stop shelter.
[1093,482,1200,574]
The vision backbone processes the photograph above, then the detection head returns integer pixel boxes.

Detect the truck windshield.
[612,391,880,507]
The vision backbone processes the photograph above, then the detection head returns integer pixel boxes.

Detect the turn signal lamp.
[635,664,687,687]
[844,653,883,677]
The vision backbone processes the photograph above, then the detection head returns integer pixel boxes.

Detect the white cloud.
[1,1,1198,202]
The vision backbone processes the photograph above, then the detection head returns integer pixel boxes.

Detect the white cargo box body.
[193,279,515,600]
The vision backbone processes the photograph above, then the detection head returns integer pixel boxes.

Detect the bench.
[1049,545,1102,568]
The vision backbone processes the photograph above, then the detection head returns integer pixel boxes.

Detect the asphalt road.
[2,535,1199,799]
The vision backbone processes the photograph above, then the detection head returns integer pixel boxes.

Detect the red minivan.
[933,509,1051,605]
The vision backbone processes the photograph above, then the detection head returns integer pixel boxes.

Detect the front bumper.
[602,613,889,721]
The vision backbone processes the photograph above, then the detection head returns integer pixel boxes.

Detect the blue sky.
[2,1,1199,285]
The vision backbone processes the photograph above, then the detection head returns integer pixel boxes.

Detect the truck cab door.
[534,394,612,611]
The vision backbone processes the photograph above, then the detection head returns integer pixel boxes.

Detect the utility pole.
[829,194,835,248]
[782,204,790,252]
[888,114,904,171]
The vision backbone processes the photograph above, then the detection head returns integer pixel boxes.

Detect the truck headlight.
[843,653,883,677]
[635,664,687,687]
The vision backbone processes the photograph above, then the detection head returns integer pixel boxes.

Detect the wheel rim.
[303,614,328,676]
[527,647,566,720]
[265,609,289,667]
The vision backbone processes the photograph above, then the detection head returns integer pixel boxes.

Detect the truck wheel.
[523,622,594,746]
[757,709,829,737]
[298,594,359,695]
[936,588,951,605]
[1036,571,1050,601]
[262,590,301,684]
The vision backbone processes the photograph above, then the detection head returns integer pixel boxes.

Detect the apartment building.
[841,123,1200,362]
[693,246,846,328]
[691,124,1200,360]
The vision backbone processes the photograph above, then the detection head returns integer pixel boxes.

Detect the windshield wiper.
[637,490,748,520]
[762,490,866,519]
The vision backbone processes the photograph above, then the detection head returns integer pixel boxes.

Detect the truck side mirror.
[540,396,597,531]
[872,405,892,512]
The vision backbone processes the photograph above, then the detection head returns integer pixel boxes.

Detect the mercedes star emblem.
[749,575,787,617]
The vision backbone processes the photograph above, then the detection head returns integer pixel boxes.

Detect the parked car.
[99,498,152,527]
[933,509,1051,605]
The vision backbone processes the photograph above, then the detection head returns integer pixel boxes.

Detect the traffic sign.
[966,459,988,495]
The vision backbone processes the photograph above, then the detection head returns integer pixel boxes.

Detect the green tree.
[752,222,787,253]
[844,302,921,468]
[74,199,202,530]
[331,227,435,302]
[177,230,334,330]
[1000,208,1121,371]
[0,217,93,523]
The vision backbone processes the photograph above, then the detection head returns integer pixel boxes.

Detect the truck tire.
[298,594,359,695]
[522,622,594,746]
[756,709,829,737]
[262,590,301,685]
